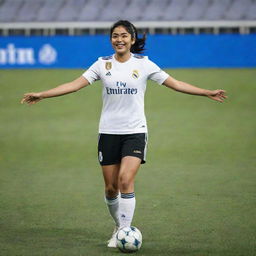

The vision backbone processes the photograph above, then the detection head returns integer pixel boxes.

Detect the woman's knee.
[119,174,134,191]
[105,184,119,197]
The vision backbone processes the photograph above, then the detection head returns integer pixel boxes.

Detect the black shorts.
[98,133,148,166]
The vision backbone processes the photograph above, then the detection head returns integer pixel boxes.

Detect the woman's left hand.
[207,90,227,103]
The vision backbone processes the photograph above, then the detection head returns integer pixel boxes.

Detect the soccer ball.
[116,226,142,253]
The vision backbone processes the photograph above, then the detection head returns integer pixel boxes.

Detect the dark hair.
[110,20,146,54]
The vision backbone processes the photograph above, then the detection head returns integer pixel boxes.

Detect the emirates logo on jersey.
[105,62,112,70]
[106,81,138,95]
[132,70,139,79]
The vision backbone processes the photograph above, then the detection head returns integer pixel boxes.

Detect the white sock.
[119,192,136,228]
[105,194,120,227]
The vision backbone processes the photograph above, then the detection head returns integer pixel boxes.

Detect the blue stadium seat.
[224,0,252,20]
[182,0,210,20]
[161,0,190,21]
[57,0,87,21]
[246,0,256,20]
[98,0,130,21]
[37,0,65,22]
[202,0,232,20]
[78,0,106,21]
[15,0,43,22]
[0,0,24,22]
[121,0,149,21]
[141,0,170,21]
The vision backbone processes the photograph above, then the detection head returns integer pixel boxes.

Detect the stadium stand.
[37,0,66,22]
[247,0,256,20]
[15,0,42,22]
[141,0,170,21]
[0,0,24,22]
[0,0,256,35]
[182,0,210,20]
[57,0,87,21]
[225,0,252,20]
[202,0,232,20]
[0,0,256,22]
[121,0,149,21]
[161,0,191,21]
[78,0,106,21]
[97,0,130,21]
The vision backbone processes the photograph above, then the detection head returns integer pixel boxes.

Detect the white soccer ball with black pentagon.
[116,226,142,253]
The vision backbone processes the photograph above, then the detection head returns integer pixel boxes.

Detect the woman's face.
[111,26,135,55]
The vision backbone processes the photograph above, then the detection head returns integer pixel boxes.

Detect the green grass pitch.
[0,68,256,256]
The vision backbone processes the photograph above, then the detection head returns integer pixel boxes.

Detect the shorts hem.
[99,161,121,166]
[121,154,146,164]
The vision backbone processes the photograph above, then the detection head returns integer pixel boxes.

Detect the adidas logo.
[105,71,111,76]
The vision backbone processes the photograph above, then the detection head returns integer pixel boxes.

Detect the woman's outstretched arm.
[21,76,89,105]
[163,76,227,103]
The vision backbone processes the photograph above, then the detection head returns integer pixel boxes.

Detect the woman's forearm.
[174,80,210,96]
[39,82,78,99]
[163,76,210,96]
[162,76,227,102]
[39,76,89,99]
[21,76,89,105]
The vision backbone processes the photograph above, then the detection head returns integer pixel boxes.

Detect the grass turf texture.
[0,68,255,256]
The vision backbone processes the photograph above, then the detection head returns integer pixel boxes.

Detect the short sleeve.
[82,60,101,84]
[146,58,169,85]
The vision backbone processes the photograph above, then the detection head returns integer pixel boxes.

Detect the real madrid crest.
[105,62,112,70]
[132,70,139,79]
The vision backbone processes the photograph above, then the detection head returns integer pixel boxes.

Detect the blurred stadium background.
[0,1,256,256]
[0,0,256,35]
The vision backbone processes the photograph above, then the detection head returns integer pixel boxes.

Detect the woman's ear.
[131,38,136,45]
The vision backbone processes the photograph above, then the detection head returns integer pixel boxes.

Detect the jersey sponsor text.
[106,81,138,95]
[106,87,137,95]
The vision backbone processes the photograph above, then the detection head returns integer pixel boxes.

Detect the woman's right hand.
[21,92,43,105]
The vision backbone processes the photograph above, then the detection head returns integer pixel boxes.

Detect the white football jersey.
[82,53,169,134]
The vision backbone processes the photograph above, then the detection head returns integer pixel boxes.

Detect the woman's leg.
[102,163,120,227]
[102,163,121,247]
[102,164,120,197]
[118,156,141,228]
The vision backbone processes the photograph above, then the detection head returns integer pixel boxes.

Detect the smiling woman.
[21,20,227,251]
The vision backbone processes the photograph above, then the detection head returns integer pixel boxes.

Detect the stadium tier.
[0,0,256,22]
[0,0,256,35]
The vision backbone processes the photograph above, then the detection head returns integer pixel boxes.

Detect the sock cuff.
[121,192,135,199]
[105,195,119,205]
[106,194,118,200]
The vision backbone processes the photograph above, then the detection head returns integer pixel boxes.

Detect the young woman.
[21,20,227,248]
